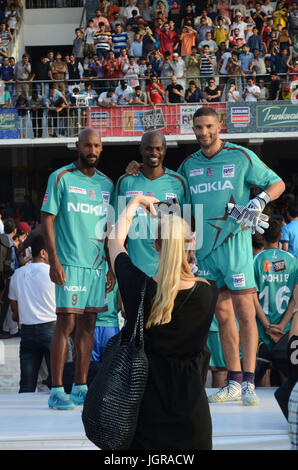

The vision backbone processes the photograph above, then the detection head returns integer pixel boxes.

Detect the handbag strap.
[133,276,148,348]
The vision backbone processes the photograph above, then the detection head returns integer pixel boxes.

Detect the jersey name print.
[41,162,114,270]
[115,168,190,277]
[178,141,282,260]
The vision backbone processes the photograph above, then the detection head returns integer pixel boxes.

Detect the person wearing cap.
[281,84,291,100]
[230,12,247,40]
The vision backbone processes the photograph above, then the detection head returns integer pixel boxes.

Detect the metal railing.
[25,0,84,8]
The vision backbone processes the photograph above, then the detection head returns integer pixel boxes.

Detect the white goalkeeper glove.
[226,191,270,235]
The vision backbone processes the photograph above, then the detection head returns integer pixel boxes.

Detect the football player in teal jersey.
[253,219,298,386]
[178,107,285,405]
[125,107,285,405]
[41,128,115,410]
[116,131,191,277]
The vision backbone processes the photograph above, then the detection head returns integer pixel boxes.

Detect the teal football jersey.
[115,168,191,277]
[177,141,282,260]
[254,248,298,347]
[41,162,114,270]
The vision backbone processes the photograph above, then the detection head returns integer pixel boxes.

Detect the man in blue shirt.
[281,203,298,257]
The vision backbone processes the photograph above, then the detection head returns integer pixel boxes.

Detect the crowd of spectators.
[0,0,298,136]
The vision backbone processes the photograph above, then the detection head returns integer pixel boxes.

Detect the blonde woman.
[108,195,218,450]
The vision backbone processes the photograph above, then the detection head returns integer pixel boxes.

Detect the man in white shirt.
[9,235,57,393]
[98,88,117,107]
[230,12,247,39]
[115,80,133,105]
[243,76,260,101]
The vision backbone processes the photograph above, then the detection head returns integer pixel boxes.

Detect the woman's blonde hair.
[146,215,208,329]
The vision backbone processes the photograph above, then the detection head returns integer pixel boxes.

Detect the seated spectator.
[225,81,240,102]
[204,77,221,102]
[280,84,291,101]
[243,76,260,101]
[72,28,84,65]
[146,73,164,106]
[98,88,117,107]
[185,80,204,103]
[258,78,269,100]
[165,74,184,104]
[199,31,218,54]
[0,82,11,108]
[95,22,112,62]
[123,55,140,88]
[28,91,43,138]
[80,81,98,106]
[132,85,147,105]
[112,23,128,58]
[115,80,133,105]
[130,32,143,59]
[288,59,298,83]
[267,72,281,100]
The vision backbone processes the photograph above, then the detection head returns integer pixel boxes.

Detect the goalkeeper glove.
[226,191,270,234]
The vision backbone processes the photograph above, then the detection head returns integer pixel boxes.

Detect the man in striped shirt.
[199,45,216,90]
[112,24,128,58]
[94,22,112,62]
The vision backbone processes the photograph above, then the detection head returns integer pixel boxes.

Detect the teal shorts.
[197,229,256,293]
[55,265,107,315]
[207,331,227,368]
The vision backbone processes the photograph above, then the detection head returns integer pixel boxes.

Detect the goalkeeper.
[177,107,285,406]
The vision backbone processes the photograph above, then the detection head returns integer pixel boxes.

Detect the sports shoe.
[208,380,242,403]
[70,383,88,405]
[241,381,260,406]
[48,387,75,410]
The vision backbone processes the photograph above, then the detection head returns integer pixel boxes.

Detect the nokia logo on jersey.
[190,180,234,194]
[67,202,106,216]
[64,285,87,292]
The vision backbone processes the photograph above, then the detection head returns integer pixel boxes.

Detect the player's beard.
[79,152,99,168]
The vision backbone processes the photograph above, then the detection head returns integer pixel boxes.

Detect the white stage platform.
[0,388,291,450]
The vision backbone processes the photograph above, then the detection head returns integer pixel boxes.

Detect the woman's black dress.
[115,253,218,450]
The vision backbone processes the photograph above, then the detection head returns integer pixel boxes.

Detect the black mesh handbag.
[82,279,148,450]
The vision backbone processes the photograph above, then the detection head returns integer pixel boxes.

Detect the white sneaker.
[208,380,242,403]
[241,381,260,406]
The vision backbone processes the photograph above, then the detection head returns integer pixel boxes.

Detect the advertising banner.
[0,109,19,139]
[227,101,298,133]
[87,103,227,136]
